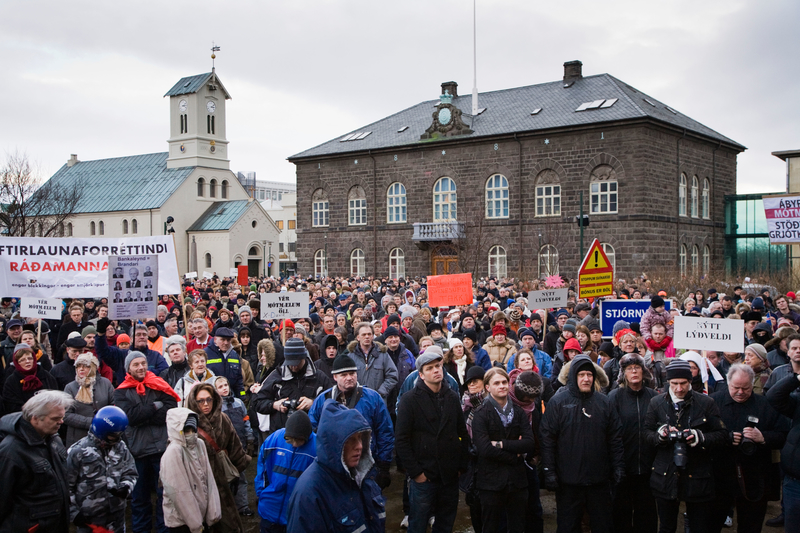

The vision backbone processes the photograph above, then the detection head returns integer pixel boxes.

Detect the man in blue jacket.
[204,327,245,398]
[255,410,317,533]
[308,355,394,490]
[287,400,385,532]
[95,318,167,385]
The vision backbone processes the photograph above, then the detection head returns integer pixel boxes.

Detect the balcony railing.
[412,222,464,241]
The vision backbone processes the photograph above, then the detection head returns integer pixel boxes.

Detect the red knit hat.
[492,324,507,337]
[116,334,131,346]
[563,338,582,353]
[281,319,296,330]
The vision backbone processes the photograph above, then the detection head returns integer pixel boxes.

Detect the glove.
[688,429,702,448]
[73,511,89,527]
[544,470,558,491]
[153,401,164,411]
[613,469,625,486]
[246,440,257,457]
[109,486,129,499]
[96,317,111,335]
[657,424,669,443]
[375,462,392,490]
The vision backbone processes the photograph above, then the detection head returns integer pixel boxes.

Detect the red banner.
[427,273,473,307]
[237,265,249,286]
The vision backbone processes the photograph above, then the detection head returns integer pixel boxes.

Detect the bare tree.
[0,151,83,237]
[456,215,493,281]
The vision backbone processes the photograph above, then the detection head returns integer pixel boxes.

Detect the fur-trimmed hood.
[257,338,275,370]
[346,340,387,354]
[557,359,609,391]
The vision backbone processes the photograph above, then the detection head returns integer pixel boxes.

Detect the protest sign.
[185,272,198,280]
[673,316,744,352]
[426,273,473,307]
[763,193,800,244]
[0,236,179,298]
[108,255,158,320]
[19,298,62,320]
[599,299,672,338]
[528,288,569,308]
[202,271,213,279]
[261,292,309,320]
[229,268,238,277]
[237,265,249,286]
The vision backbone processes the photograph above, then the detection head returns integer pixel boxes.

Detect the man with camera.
[645,359,727,533]
[253,337,332,432]
[711,364,788,533]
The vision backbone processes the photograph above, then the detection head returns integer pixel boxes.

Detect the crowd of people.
[0,275,798,533]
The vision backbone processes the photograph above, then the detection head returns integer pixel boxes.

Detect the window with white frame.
[538,245,559,277]
[98,221,104,235]
[389,248,405,279]
[680,245,687,276]
[488,245,507,278]
[197,178,205,197]
[209,179,217,198]
[602,243,616,273]
[691,245,699,274]
[132,219,138,234]
[590,180,617,214]
[485,174,509,219]
[536,184,561,216]
[314,249,326,278]
[351,249,365,277]
[703,245,710,274]
[679,174,687,217]
[67,223,73,237]
[348,186,367,226]
[433,177,457,222]
[691,176,699,218]
[387,182,407,223]
[702,178,710,219]
[312,189,329,227]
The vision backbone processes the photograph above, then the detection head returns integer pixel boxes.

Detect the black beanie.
[332,354,359,375]
[465,365,485,384]
[284,410,313,441]
[598,341,615,358]
[665,359,693,382]
[650,296,665,309]
[183,413,198,432]
[515,371,542,399]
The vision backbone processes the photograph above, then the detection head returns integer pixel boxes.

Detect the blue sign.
[599,299,672,338]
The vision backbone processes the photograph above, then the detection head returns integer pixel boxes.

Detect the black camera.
[739,416,759,456]
[282,398,300,416]
[668,428,693,468]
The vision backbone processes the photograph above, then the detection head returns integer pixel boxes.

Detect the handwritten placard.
[260,292,309,320]
[673,316,744,352]
[529,288,569,308]
[427,273,473,307]
[20,297,62,320]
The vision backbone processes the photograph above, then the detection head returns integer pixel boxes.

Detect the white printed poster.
[19,297,63,320]
[528,288,569,308]
[673,316,744,353]
[108,255,158,320]
[261,292,309,320]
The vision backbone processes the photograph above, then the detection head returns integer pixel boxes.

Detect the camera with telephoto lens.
[282,398,300,416]
[668,428,693,468]
[739,416,759,456]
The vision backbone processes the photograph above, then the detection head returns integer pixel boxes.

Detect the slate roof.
[164,72,232,99]
[44,153,193,214]
[290,73,744,160]
[187,200,252,231]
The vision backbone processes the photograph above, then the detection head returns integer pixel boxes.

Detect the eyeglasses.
[195,398,213,404]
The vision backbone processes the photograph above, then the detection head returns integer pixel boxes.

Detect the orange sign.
[578,239,613,299]
[427,273,474,307]
[237,265,249,286]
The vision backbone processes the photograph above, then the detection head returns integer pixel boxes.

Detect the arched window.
[221,180,228,199]
[67,222,73,237]
[314,249,327,278]
[348,186,367,226]
[209,179,217,198]
[702,178,710,219]
[387,183,407,223]
[703,245,710,274]
[485,174,509,219]
[691,245,699,274]
[312,189,329,227]
[679,174,687,217]
[535,170,561,216]
[602,243,616,273]
[538,245,559,277]
[249,246,259,256]
[132,219,138,234]
[691,176,699,218]
[350,249,365,277]
[90,221,96,236]
[122,220,129,234]
[389,248,405,279]
[488,245,507,278]
[57,223,64,237]
[38,222,44,237]
[433,177,457,222]
[205,253,212,268]
[680,245,687,276]
[590,165,618,214]
[98,221,104,236]
[197,178,205,197]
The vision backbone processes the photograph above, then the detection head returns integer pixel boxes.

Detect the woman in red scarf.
[2,344,58,415]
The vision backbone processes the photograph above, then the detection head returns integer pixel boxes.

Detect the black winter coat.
[644,390,727,502]
[252,358,332,430]
[114,385,177,458]
[766,372,800,479]
[395,378,469,485]
[158,358,190,389]
[607,385,658,476]
[712,388,788,501]
[2,366,58,415]
[472,399,535,491]
[540,355,625,486]
[0,413,70,533]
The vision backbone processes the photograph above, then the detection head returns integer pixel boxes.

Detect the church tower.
[164,70,231,169]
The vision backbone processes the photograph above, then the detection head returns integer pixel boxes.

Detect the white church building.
[44,70,280,278]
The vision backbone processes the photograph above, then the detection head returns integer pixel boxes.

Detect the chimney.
[563,61,583,82]
[441,81,458,98]
[67,154,79,167]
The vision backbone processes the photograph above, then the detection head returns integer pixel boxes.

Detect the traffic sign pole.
[577,238,614,299]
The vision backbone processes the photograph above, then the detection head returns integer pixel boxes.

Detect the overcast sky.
[2,0,798,193]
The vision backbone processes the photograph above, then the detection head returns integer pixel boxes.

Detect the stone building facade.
[290,61,744,281]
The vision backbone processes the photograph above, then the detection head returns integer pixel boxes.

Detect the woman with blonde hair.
[63,352,115,447]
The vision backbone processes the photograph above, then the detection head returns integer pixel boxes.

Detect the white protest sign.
[673,316,744,352]
[185,272,198,280]
[763,194,800,244]
[202,271,213,279]
[108,255,158,320]
[229,268,238,277]
[261,292,309,320]
[528,288,569,308]
[20,298,62,320]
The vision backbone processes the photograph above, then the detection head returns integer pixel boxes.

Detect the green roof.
[164,72,232,99]
[45,153,193,214]
[187,200,252,231]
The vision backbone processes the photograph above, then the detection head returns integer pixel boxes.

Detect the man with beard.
[95,318,167,386]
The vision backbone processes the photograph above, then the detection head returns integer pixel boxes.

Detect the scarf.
[16,363,42,393]
[645,336,672,352]
[117,371,181,402]
[75,367,97,404]
[488,396,514,427]
[455,357,467,385]
[508,369,536,422]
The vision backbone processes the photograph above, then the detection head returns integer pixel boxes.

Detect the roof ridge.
[604,75,648,118]
[68,152,168,165]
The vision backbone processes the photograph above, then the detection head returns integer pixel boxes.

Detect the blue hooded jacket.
[506,346,553,380]
[287,400,386,532]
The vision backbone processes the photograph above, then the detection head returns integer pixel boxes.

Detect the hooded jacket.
[483,335,518,368]
[160,408,222,533]
[314,334,338,380]
[0,412,70,533]
[287,400,385,533]
[347,340,398,400]
[540,354,625,486]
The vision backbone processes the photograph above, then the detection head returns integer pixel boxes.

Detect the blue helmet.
[91,406,128,441]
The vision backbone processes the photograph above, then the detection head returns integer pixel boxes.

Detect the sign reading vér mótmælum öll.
[261,292,309,320]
